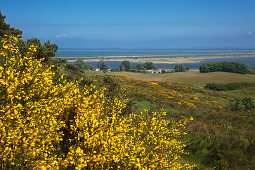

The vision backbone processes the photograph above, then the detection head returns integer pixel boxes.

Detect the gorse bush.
[86,75,255,169]
[0,35,194,169]
[0,35,65,168]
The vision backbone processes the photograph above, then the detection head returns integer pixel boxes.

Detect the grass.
[226,87,255,100]
[105,70,255,88]
[85,73,255,169]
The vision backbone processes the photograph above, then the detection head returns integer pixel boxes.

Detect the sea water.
[56,49,255,69]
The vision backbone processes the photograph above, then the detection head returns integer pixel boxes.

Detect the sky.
[1,0,255,49]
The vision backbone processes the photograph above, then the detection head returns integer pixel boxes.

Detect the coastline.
[61,55,255,64]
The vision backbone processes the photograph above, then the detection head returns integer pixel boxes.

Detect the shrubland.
[2,10,255,169]
[205,82,255,91]
[85,74,255,169]
[0,35,195,169]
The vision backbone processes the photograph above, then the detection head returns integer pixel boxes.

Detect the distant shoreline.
[56,55,255,64]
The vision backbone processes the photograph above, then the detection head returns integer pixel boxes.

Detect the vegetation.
[174,64,190,72]
[136,63,146,70]
[250,66,255,74]
[205,82,255,91]
[0,11,58,62]
[118,61,158,72]
[0,11,22,38]
[98,60,109,70]
[230,97,255,112]
[120,60,131,71]
[199,61,250,74]
[106,71,255,88]
[2,11,255,169]
[136,62,157,70]
[18,38,58,62]
[75,59,93,70]
[0,35,195,169]
[85,74,255,169]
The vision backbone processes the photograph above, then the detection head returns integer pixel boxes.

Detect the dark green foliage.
[111,68,120,72]
[120,60,131,71]
[242,97,255,111]
[0,10,22,38]
[65,64,84,74]
[0,11,58,62]
[75,59,93,70]
[136,62,156,70]
[205,82,255,91]
[98,60,109,70]
[174,64,190,72]
[199,62,250,74]
[143,62,157,70]
[18,38,58,62]
[230,97,255,112]
[205,83,228,91]
[62,64,93,87]
[63,64,84,82]
[136,63,146,70]
[102,76,121,99]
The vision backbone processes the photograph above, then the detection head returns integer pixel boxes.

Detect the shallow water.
[57,49,255,69]
[70,57,255,69]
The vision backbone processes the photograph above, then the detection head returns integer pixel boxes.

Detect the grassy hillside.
[84,73,255,169]
[105,71,255,87]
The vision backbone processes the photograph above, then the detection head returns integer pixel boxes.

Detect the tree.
[75,59,93,70]
[0,10,22,38]
[19,38,58,62]
[98,60,109,70]
[174,64,189,72]
[136,63,145,70]
[143,62,157,70]
[199,62,249,74]
[120,60,131,71]
[0,11,57,62]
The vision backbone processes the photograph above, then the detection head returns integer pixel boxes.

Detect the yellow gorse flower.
[0,35,195,169]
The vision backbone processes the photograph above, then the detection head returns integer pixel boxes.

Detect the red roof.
[157,68,167,71]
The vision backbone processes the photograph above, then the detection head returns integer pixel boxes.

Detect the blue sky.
[1,0,255,49]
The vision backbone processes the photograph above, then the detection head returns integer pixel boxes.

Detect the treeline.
[120,61,157,71]
[199,62,250,74]
[205,82,255,91]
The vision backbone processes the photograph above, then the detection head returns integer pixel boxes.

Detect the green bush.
[199,62,250,74]
[230,97,255,112]
[205,82,255,91]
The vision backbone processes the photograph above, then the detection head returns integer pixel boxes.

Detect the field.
[108,71,255,98]
[82,70,255,169]
[2,34,255,168]
[86,70,255,87]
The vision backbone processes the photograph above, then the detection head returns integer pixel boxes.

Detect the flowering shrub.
[0,35,194,169]
[87,74,224,111]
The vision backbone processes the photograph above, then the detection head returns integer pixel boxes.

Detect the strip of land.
[58,54,255,64]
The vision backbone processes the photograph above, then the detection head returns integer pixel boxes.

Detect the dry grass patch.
[109,71,255,88]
